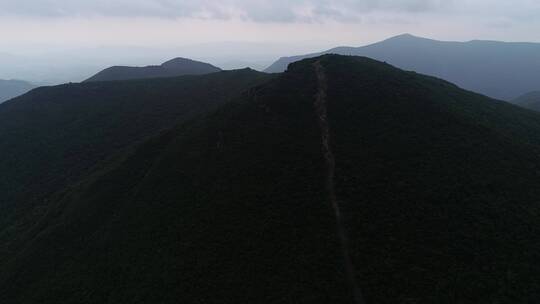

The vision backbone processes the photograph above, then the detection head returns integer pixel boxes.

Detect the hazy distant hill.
[1,55,540,303]
[85,57,222,82]
[513,91,540,111]
[265,34,540,100]
[0,80,36,103]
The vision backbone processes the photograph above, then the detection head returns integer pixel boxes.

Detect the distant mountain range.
[265,34,540,101]
[84,57,222,82]
[1,55,540,303]
[0,79,36,103]
[513,91,540,111]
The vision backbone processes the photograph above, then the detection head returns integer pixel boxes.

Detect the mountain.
[0,80,36,103]
[513,91,540,111]
[84,57,222,82]
[0,68,271,229]
[265,34,540,101]
[1,55,540,303]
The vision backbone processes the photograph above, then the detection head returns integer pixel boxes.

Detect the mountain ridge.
[1,55,540,303]
[0,68,272,228]
[84,57,222,82]
[265,34,540,100]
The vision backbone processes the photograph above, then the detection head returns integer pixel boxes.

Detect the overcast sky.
[0,0,539,82]
[1,0,539,49]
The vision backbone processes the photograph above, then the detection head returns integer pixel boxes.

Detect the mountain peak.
[161,57,197,68]
[392,33,418,39]
[85,57,221,82]
[383,33,433,43]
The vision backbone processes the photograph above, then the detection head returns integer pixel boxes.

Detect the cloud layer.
[0,0,539,59]
[0,0,470,22]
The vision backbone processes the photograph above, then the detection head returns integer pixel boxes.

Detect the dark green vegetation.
[1,55,540,303]
[84,57,221,82]
[265,34,540,101]
[0,68,271,240]
[0,79,36,103]
[513,91,540,111]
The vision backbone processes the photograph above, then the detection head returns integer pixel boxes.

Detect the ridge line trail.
[313,60,366,304]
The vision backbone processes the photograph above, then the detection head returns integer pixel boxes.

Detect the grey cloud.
[0,0,537,23]
[0,0,454,20]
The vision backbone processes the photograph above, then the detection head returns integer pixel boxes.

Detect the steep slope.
[2,55,540,303]
[513,91,540,111]
[0,69,271,237]
[84,57,222,82]
[265,34,540,100]
[0,79,36,103]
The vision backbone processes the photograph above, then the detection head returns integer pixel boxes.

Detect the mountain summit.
[265,34,540,100]
[84,57,221,82]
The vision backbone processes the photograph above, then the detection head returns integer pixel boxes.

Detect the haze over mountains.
[3,34,540,102]
[513,91,540,112]
[0,42,331,84]
[1,54,540,303]
[85,57,222,82]
[0,80,36,103]
[266,34,540,101]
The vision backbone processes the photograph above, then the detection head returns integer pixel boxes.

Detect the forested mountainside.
[1,55,539,303]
